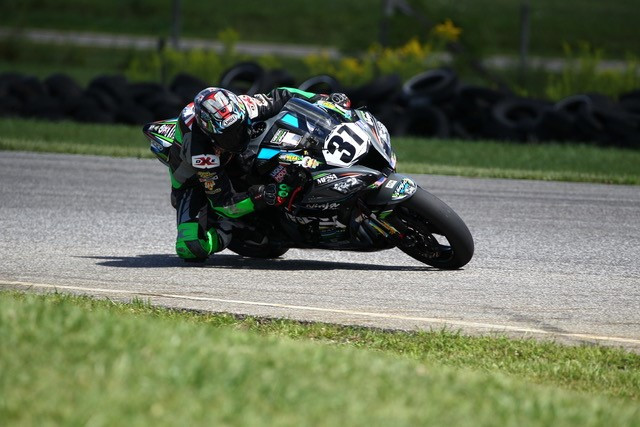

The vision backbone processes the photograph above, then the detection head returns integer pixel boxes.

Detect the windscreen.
[280,98,341,143]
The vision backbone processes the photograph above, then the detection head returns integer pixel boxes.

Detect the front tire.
[392,187,474,269]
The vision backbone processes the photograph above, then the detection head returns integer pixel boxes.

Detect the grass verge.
[1,118,639,185]
[1,291,639,425]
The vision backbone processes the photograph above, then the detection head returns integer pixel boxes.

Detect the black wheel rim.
[392,206,455,264]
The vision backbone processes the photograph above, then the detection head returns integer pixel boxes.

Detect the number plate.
[322,123,369,167]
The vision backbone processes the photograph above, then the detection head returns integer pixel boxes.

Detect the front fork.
[353,199,409,248]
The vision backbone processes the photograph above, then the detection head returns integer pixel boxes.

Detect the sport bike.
[145,97,474,269]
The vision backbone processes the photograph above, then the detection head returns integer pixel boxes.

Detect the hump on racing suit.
[143,102,195,166]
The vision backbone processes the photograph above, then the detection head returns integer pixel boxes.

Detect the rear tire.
[227,225,289,259]
[227,240,289,259]
[393,187,474,269]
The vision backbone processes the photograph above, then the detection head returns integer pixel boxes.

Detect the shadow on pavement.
[79,253,438,272]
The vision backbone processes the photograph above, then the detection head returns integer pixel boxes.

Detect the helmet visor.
[214,120,249,153]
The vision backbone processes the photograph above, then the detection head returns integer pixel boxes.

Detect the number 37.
[323,124,369,167]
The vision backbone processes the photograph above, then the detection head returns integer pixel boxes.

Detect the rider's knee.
[175,222,218,261]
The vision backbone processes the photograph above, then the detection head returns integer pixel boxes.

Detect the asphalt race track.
[1,151,639,351]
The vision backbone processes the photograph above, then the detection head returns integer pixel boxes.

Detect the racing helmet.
[193,87,250,153]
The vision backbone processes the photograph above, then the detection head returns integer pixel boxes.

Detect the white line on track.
[3,279,640,346]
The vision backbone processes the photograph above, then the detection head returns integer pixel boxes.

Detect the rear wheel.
[227,225,289,259]
[227,241,289,259]
[391,187,474,269]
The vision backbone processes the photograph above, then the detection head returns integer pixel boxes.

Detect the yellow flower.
[400,38,426,58]
[341,57,364,75]
[432,19,462,42]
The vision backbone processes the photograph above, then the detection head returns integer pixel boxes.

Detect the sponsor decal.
[148,123,177,140]
[332,177,363,194]
[283,132,302,147]
[270,165,287,183]
[369,176,386,189]
[376,121,390,143]
[253,94,269,107]
[239,95,259,119]
[271,129,302,147]
[198,172,217,179]
[305,202,340,210]
[150,139,166,152]
[356,109,375,126]
[271,129,288,143]
[192,154,220,169]
[316,100,351,119]
[198,172,218,191]
[315,173,338,184]
[385,179,397,188]
[391,178,417,200]
[296,156,320,169]
[285,212,338,226]
[222,115,238,127]
[279,153,303,163]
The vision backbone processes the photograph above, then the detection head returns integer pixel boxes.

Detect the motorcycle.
[144,97,474,269]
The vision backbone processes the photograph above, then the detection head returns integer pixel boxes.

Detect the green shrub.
[125,22,459,88]
[125,28,283,84]
[545,43,640,99]
[303,21,459,86]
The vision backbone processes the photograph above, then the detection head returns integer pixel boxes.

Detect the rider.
[165,86,351,263]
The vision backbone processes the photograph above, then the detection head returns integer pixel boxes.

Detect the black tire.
[401,68,458,105]
[259,68,297,93]
[346,74,402,107]
[44,73,84,101]
[227,240,289,259]
[219,61,265,95]
[170,72,208,104]
[490,97,549,141]
[226,222,289,259]
[298,74,342,94]
[8,75,46,101]
[0,94,22,117]
[392,187,473,269]
[88,75,130,105]
[393,104,450,138]
[115,101,154,125]
[22,95,65,120]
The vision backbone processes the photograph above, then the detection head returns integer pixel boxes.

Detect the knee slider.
[175,222,218,260]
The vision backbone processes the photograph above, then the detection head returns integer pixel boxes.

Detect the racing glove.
[249,183,293,210]
[327,92,351,109]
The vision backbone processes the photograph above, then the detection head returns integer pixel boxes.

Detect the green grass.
[1,118,639,185]
[1,291,639,425]
[396,137,640,185]
[0,118,150,158]
[3,0,639,57]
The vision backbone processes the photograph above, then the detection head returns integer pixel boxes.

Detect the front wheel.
[391,187,474,269]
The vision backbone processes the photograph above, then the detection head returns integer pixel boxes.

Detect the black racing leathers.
[167,87,322,260]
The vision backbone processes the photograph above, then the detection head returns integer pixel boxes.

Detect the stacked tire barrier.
[1,64,639,148]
